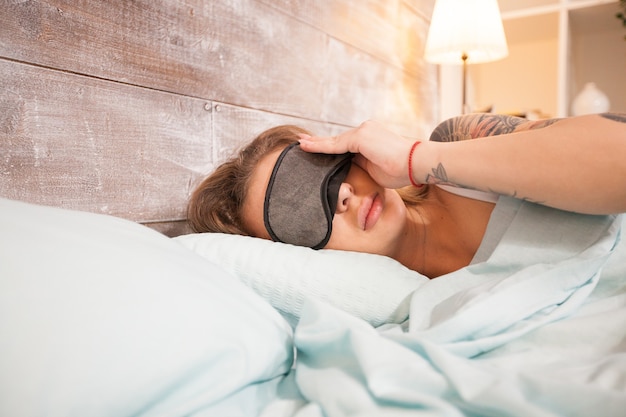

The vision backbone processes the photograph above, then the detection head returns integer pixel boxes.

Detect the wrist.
[409,140,440,186]
[408,141,423,188]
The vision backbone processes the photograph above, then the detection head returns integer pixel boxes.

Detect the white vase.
[571,82,610,116]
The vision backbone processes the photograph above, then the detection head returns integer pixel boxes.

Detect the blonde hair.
[398,185,429,206]
[187,125,429,236]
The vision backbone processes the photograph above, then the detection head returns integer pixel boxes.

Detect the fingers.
[298,133,352,155]
[297,122,417,189]
[298,122,374,154]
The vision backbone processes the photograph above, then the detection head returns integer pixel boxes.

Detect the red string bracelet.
[408,140,423,188]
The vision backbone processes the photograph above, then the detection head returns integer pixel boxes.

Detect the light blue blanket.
[269,198,626,417]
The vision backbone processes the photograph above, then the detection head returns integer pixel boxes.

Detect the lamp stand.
[461,52,468,114]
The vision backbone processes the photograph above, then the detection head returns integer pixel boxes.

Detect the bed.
[1,162,625,417]
[10,1,624,415]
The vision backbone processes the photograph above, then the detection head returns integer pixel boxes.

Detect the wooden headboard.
[0,0,438,236]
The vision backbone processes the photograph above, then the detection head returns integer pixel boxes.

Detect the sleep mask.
[264,143,353,249]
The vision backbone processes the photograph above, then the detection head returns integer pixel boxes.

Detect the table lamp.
[424,0,508,114]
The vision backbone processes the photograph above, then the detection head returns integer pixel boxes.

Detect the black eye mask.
[264,143,353,249]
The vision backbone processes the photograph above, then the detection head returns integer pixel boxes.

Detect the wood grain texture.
[0,60,212,222]
[0,0,438,233]
[1,1,324,114]
[260,0,432,75]
[0,60,350,224]
[1,0,436,134]
[145,220,193,238]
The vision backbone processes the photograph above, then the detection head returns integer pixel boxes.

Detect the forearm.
[415,113,626,214]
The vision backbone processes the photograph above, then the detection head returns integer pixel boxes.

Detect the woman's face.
[242,148,408,257]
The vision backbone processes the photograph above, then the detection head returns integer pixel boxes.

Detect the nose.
[335,182,353,214]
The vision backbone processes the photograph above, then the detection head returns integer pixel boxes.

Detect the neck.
[394,186,494,278]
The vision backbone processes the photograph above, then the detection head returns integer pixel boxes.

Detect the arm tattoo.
[429,113,562,143]
[424,162,544,204]
[425,114,561,191]
[518,118,561,130]
[425,163,449,184]
[424,113,626,203]
[429,113,526,142]
[600,112,626,124]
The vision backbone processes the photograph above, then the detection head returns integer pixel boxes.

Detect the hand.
[298,121,417,189]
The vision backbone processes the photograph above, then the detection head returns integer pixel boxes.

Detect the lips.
[358,193,382,231]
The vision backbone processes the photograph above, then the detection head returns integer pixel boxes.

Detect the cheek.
[383,189,408,226]
[325,216,356,250]
[325,190,406,254]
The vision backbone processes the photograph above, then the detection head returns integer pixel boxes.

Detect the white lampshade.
[425,0,508,65]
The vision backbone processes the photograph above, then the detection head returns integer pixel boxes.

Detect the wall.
[465,1,626,119]
[0,0,438,235]
[472,12,559,117]
[569,10,626,114]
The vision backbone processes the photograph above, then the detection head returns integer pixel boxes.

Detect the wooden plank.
[0,59,212,223]
[259,0,434,76]
[0,60,353,224]
[321,37,437,139]
[0,0,327,117]
[404,0,435,21]
[0,0,440,230]
[0,0,437,133]
[211,102,346,165]
[144,220,192,237]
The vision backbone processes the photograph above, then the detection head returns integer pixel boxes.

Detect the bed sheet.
[262,198,626,417]
[3,194,624,416]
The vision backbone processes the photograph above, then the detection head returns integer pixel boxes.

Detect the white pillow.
[174,233,428,327]
[0,198,292,417]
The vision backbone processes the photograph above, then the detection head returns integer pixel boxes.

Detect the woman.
[188,113,626,278]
